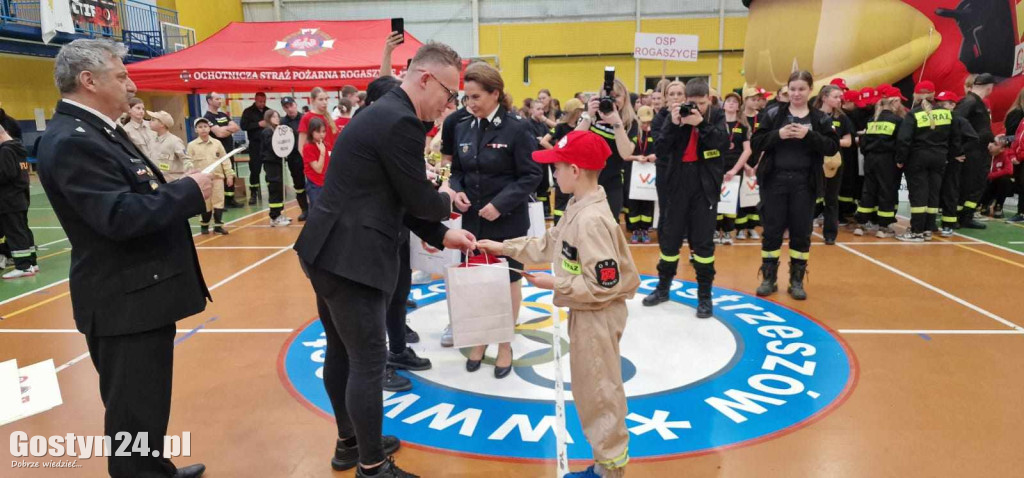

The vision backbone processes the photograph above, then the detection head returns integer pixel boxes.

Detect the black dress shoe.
[494,348,513,379]
[405,325,420,344]
[383,366,412,392]
[298,211,308,221]
[174,463,205,478]
[466,358,482,372]
[642,289,670,307]
[333,436,402,471]
[355,456,419,477]
[696,299,713,319]
[406,299,418,309]
[824,237,836,245]
[388,347,432,371]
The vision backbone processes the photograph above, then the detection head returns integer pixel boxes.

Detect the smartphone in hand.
[391,18,405,44]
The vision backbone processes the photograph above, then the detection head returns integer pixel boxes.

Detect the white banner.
[633,33,699,62]
[40,0,75,45]
[739,175,760,208]
[718,176,740,215]
[628,161,658,201]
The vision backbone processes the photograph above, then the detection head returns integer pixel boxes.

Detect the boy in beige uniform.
[186,117,234,234]
[148,111,192,182]
[479,130,640,478]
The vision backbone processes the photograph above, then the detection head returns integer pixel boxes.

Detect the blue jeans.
[306,179,322,207]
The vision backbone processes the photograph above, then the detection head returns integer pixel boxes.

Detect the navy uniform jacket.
[751,105,840,199]
[656,105,730,206]
[294,88,452,293]
[37,101,210,337]
[450,106,542,240]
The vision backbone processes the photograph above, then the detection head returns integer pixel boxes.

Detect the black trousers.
[838,152,861,219]
[940,159,962,226]
[265,157,284,218]
[0,210,35,269]
[655,163,669,235]
[959,145,989,220]
[1015,160,1024,212]
[86,324,177,478]
[817,165,843,240]
[224,158,237,203]
[604,183,624,224]
[287,156,310,213]
[981,176,1015,210]
[386,237,412,355]
[906,154,946,233]
[761,171,814,263]
[552,183,571,225]
[536,165,552,207]
[855,153,899,227]
[249,143,263,190]
[303,261,389,466]
[657,166,716,290]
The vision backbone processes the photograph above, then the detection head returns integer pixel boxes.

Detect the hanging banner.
[40,0,75,44]
[71,0,120,29]
[634,33,699,62]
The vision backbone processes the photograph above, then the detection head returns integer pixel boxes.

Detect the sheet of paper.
[34,108,46,131]
[201,145,247,174]
[0,359,63,427]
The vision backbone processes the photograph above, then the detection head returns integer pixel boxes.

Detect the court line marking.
[0,207,272,311]
[839,329,1024,335]
[628,241,985,248]
[193,205,299,247]
[933,237,1024,270]
[51,245,296,374]
[833,240,1024,332]
[894,212,1024,258]
[0,328,295,333]
[196,246,290,250]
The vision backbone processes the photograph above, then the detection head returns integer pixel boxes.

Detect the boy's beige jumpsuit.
[503,187,640,475]
[186,137,233,211]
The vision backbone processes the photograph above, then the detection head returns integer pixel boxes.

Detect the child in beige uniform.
[148,111,191,182]
[478,130,640,478]
[186,117,234,234]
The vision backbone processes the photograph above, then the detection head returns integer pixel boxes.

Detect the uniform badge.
[75,127,86,133]
[150,181,159,190]
[561,241,578,261]
[460,143,470,154]
[595,259,619,288]
[136,167,148,176]
[492,116,502,127]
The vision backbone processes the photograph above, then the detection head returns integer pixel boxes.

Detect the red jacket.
[989,151,1015,180]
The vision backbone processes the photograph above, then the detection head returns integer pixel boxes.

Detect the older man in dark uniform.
[294,42,475,478]
[36,39,212,478]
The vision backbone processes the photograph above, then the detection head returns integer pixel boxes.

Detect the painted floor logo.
[280,276,856,462]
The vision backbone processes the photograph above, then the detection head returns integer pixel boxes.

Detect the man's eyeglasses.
[427,71,459,104]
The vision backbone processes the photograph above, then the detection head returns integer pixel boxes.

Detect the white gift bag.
[409,213,462,276]
[628,161,658,201]
[739,176,760,208]
[718,176,740,215]
[445,258,515,348]
[528,201,547,238]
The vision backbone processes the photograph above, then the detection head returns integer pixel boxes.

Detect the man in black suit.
[294,42,475,478]
[36,39,212,478]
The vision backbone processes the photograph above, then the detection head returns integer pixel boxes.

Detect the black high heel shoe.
[494,346,513,379]
[466,345,487,372]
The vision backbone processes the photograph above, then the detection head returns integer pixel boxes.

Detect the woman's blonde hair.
[310,87,337,135]
[913,92,936,129]
[611,79,636,131]
[465,62,513,111]
[873,97,906,120]
[1006,88,1024,122]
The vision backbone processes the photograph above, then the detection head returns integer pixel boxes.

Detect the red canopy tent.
[127,20,424,93]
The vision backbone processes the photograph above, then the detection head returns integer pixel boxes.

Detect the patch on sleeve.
[594,259,619,288]
[561,241,578,261]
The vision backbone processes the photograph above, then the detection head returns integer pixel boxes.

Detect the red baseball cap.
[842,90,861,103]
[914,80,936,94]
[856,87,876,108]
[881,86,907,101]
[830,78,849,91]
[935,91,960,103]
[532,131,612,170]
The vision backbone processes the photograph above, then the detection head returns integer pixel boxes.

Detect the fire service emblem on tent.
[275,28,336,57]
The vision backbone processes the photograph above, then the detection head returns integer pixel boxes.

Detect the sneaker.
[736,230,747,240]
[853,226,864,236]
[896,232,925,243]
[993,207,1004,219]
[213,226,229,235]
[876,227,895,238]
[405,325,420,344]
[712,231,721,244]
[2,268,36,279]
[923,231,933,241]
[939,227,954,237]
[410,270,433,285]
[721,232,733,246]
[440,324,454,348]
[333,436,402,472]
[355,456,419,478]
[270,215,291,227]
[563,465,601,478]
[200,226,210,235]
[30,265,39,273]
[388,347,432,371]
[749,229,761,240]
[383,366,412,392]
[0,256,7,269]
[865,222,878,232]
[630,230,640,244]
[641,229,651,244]
[1006,214,1024,224]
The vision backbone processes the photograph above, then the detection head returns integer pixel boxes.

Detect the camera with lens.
[599,67,616,115]
[678,102,697,118]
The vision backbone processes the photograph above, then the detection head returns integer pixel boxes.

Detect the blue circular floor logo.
[279,276,857,462]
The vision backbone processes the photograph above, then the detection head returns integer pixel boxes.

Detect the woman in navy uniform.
[450,62,542,378]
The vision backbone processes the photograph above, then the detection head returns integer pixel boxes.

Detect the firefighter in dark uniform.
[854,87,906,237]
[642,79,728,318]
[280,96,309,221]
[450,62,542,377]
[751,71,840,301]
[577,78,639,222]
[954,73,997,229]
[935,91,975,236]
[895,88,962,242]
[203,92,243,208]
[0,125,36,278]
[240,92,270,205]
[654,81,685,231]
